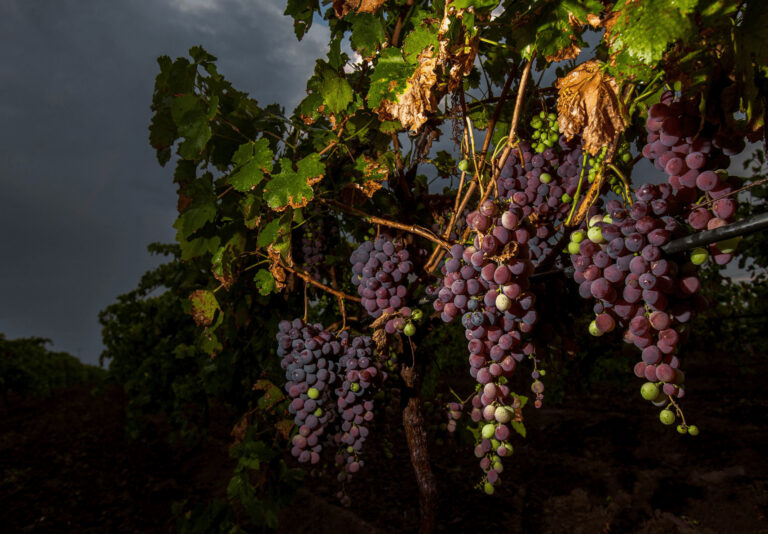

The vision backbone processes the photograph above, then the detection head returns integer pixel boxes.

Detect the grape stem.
[695,176,768,208]
[277,260,362,303]
[320,198,451,250]
[424,57,534,273]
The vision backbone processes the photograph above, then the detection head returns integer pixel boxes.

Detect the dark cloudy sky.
[0,0,331,365]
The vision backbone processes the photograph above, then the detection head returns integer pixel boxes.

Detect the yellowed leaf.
[555,60,626,156]
[377,48,439,132]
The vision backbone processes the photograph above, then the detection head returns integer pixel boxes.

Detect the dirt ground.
[2,348,767,533]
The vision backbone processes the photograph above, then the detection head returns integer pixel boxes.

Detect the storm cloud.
[0,0,329,364]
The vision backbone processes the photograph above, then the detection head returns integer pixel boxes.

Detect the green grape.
[690,248,709,265]
[539,172,552,184]
[588,320,602,336]
[403,322,416,336]
[687,425,699,436]
[659,409,675,425]
[676,424,687,434]
[571,230,586,243]
[307,387,320,400]
[640,382,659,401]
[458,159,470,172]
[567,241,580,254]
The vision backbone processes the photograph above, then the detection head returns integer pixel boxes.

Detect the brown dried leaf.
[377,48,439,133]
[372,311,397,330]
[372,328,388,354]
[487,241,520,263]
[267,244,287,291]
[572,170,607,226]
[333,0,385,18]
[556,60,626,156]
[230,415,249,448]
[275,419,294,440]
[586,13,601,28]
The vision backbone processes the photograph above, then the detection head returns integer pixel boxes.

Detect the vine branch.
[321,199,452,250]
[279,260,361,303]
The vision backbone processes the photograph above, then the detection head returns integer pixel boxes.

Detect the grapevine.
[146,1,768,532]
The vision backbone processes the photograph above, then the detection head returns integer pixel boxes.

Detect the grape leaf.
[228,138,274,192]
[607,0,698,78]
[180,235,220,261]
[319,67,353,115]
[171,94,214,160]
[556,60,626,156]
[189,289,220,327]
[284,0,319,40]
[402,23,440,62]
[511,420,527,438]
[333,0,386,18]
[367,48,413,110]
[175,203,216,240]
[264,154,325,211]
[349,13,386,58]
[253,269,277,295]
[257,218,285,248]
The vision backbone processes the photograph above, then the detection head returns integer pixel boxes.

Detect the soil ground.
[2,348,767,533]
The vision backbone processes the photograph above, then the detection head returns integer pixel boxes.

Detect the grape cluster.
[350,235,414,332]
[643,92,743,265]
[276,319,384,478]
[496,135,583,266]
[445,402,463,433]
[432,198,545,491]
[278,319,341,464]
[333,333,382,476]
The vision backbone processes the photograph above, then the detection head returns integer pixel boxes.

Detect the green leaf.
[175,203,216,240]
[253,269,277,295]
[180,235,220,261]
[228,138,274,192]
[609,0,698,70]
[367,48,412,110]
[402,23,440,62]
[319,68,353,115]
[284,0,319,40]
[350,13,386,57]
[263,154,324,210]
[511,420,527,438]
[171,94,213,160]
[451,0,499,10]
[257,218,283,248]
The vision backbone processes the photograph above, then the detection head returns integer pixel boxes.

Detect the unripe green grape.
[588,320,602,337]
[602,214,612,223]
[690,247,709,265]
[458,159,470,172]
[403,322,416,336]
[307,387,320,400]
[412,309,423,321]
[482,423,496,439]
[640,382,659,401]
[532,130,541,139]
[314,408,323,417]
[589,214,603,227]
[676,424,687,434]
[567,241,580,254]
[492,461,504,473]
[621,152,631,163]
[571,230,586,243]
[717,236,740,254]
[484,482,495,495]
[659,409,675,425]
[350,382,361,392]
[539,172,552,184]
[494,406,511,423]
[539,111,547,119]
[561,193,572,203]
[687,425,699,436]
[587,226,604,243]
